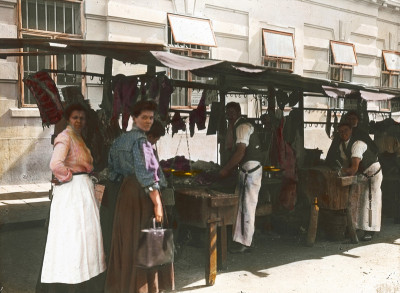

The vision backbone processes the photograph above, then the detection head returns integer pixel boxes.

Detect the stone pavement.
[0,183,51,225]
[1,184,400,293]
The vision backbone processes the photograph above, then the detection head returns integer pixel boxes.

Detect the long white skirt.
[41,174,106,284]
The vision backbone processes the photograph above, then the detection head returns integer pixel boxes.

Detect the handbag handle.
[152,217,163,229]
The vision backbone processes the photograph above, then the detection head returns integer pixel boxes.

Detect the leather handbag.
[136,218,174,268]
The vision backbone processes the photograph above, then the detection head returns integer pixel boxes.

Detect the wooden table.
[174,188,238,286]
[298,167,363,245]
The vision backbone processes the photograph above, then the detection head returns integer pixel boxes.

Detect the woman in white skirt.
[38,103,106,293]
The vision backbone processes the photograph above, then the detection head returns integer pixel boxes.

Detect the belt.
[239,164,261,174]
[52,172,89,185]
[73,172,89,176]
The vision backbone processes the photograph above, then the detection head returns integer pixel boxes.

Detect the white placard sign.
[383,51,400,71]
[168,14,217,47]
[263,30,295,59]
[331,41,357,65]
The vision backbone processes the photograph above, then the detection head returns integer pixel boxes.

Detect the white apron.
[41,174,106,284]
[354,162,383,232]
[233,161,263,247]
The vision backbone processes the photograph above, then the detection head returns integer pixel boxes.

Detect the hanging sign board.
[168,13,217,47]
[383,51,400,71]
[330,41,358,66]
[263,29,296,59]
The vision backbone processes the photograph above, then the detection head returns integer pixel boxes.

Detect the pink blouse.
[50,126,93,182]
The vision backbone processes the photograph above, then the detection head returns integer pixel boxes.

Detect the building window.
[167,13,215,107]
[262,29,295,72]
[329,41,357,82]
[381,51,400,88]
[19,0,83,107]
[329,97,344,109]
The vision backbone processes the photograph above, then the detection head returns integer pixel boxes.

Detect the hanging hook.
[90,75,94,81]
[304,123,307,129]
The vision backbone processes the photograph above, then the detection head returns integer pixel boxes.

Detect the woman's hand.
[149,189,163,223]
[153,202,163,223]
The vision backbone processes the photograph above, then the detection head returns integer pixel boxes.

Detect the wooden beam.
[100,57,113,118]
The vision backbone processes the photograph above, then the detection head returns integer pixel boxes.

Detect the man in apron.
[338,122,382,241]
[219,102,264,253]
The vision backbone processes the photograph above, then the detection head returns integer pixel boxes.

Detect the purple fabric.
[142,141,160,182]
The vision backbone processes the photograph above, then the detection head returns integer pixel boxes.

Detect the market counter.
[174,187,238,286]
[298,166,364,244]
[298,166,360,210]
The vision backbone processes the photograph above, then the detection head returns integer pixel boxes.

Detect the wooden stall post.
[267,86,275,115]
[100,57,113,118]
[206,219,218,286]
[217,221,227,270]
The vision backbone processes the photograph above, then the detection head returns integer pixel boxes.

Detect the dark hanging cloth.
[159,76,174,121]
[112,75,139,131]
[288,90,301,107]
[283,108,302,144]
[23,71,64,127]
[171,112,186,136]
[189,90,207,137]
[148,76,160,102]
[206,102,221,135]
[276,89,289,111]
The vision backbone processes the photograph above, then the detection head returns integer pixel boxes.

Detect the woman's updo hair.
[64,103,87,120]
[131,100,158,117]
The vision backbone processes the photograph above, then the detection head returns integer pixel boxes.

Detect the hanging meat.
[24,71,63,127]
[111,75,138,131]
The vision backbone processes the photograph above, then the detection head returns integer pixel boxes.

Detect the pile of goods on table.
[160,156,221,186]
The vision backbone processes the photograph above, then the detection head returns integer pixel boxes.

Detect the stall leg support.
[206,221,217,286]
[217,224,227,271]
[346,207,358,244]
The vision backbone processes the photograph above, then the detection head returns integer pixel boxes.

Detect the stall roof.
[1,38,400,100]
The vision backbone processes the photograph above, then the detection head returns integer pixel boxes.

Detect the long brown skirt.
[105,175,174,293]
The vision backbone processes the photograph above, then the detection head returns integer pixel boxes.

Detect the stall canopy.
[1,38,400,100]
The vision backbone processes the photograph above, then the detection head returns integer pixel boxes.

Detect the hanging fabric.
[24,71,64,127]
[206,102,220,135]
[170,112,186,136]
[276,89,289,110]
[111,75,139,131]
[189,90,207,137]
[158,75,174,121]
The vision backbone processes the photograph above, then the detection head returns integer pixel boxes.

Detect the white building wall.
[0,0,400,184]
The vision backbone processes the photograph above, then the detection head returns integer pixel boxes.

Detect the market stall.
[2,37,400,285]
